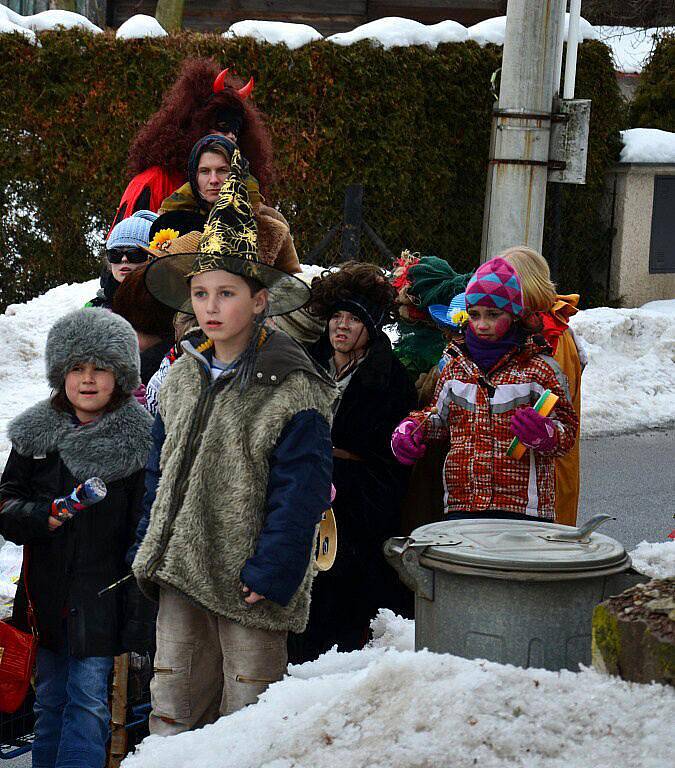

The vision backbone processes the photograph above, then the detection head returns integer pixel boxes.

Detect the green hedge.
[0,31,624,310]
[629,34,675,131]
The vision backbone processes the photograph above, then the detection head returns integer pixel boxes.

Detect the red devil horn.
[213,68,230,93]
[237,77,254,100]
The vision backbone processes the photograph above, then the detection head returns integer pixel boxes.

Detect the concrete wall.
[608,163,675,307]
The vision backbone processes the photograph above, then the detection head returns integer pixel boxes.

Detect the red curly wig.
[127,58,274,195]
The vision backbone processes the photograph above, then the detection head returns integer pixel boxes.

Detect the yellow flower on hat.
[451,309,469,327]
[149,229,180,251]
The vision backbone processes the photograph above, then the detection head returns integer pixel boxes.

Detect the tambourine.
[315,507,337,571]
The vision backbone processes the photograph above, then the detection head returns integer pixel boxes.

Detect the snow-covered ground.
[630,540,675,580]
[569,300,675,437]
[620,128,675,164]
[118,608,673,768]
[0,284,673,467]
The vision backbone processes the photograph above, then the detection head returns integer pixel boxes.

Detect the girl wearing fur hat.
[391,257,578,521]
[0,309,152,768]
[290,262,417,662]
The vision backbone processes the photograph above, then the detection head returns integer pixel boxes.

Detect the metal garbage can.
[385,515,635,671]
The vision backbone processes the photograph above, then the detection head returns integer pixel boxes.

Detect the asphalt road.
[2,428,673,765]
[577,428,674,549]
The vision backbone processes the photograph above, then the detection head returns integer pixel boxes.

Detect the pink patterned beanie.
[465,257,524,317]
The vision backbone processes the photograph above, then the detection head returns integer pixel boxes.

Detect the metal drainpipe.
[480,0,566,262]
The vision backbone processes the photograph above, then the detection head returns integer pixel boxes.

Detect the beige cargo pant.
[149,588,288,736]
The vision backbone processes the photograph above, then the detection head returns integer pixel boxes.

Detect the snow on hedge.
[327,17,467,49]
[224,20,322,49]
[0,6,101,35]
[468,13,596,48]
[0,10,36,44]
[121,609,673,768]
[569,300,675,437]
[116,15,167,40]
[595,26,674,74]
[620,128,675,164]
[630,540,675,579]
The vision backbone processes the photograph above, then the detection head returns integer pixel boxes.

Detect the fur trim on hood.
[46,308,141,393]
[8,398,153,483]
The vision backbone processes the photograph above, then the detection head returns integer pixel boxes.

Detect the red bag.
[0,548,38,714]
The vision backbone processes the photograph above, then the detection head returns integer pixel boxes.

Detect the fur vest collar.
[8,398,153,483]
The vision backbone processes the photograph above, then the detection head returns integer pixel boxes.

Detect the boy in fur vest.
[129,148,335,734]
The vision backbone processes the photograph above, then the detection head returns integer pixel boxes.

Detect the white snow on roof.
[116,14,167,40]
[120,608,672,768]
[327,16,467,49]
[630,540,675,579]
[595,26,674,74]
[224,19,322,49]
[620,128,675,164]
[0,7,102,34]
[569,299,675,436]
[468,13,596,47]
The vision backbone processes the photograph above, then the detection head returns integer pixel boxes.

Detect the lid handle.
[544,514,615,543]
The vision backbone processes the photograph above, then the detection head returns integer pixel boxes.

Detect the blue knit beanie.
[106,210,158,250]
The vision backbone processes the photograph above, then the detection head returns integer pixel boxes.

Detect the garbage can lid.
[410,518,628,574]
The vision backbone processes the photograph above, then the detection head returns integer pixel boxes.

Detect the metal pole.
[340,184,363,262]
[480,0,566,262]
[553,2,568,98]
[563,0,582,99]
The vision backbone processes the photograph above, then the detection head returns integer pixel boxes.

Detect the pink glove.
[132,383,147,407]
[330,484,336,504]
[391,418,427,466]
[510,407,558,453]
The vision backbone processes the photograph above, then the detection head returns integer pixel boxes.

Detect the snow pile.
[468,13,596,47]
[0,279,97,468]
[595,26,674,74]
[630,540,675,580]
[116,15,167,40]
[122,609,673,768]
[0,6,102,35]
[224,20,322,49]
[620,128,675,164]
[328,17,467,49]
[569,300,675,436]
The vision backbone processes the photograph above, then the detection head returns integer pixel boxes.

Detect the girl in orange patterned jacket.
[391,257,578,521]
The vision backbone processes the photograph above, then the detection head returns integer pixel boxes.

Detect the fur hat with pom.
[46,308,141,394]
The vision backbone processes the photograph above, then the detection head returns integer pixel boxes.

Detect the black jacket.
[292,332,416,661]
[0,399,152,657]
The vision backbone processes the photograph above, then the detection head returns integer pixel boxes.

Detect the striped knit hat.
[465,257,524,317]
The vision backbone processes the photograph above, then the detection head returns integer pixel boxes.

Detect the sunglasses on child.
[106,248,148,264]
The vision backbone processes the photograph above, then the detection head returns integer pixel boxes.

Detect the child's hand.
[510,407,558,452]
[48,516,64,532]
[242,585,266,605]
[391,418,427,465]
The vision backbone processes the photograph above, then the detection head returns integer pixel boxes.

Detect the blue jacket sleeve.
[126,412,165,567]
[241,409,333,606]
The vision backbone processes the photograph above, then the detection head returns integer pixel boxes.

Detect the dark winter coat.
[292,332,417,661]
[0,399,152,657]
[140,337,174,386]
[85,269,119,310]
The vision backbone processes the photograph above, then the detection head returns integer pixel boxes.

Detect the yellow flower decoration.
[149,228,180,251]
[451,309,470,327]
